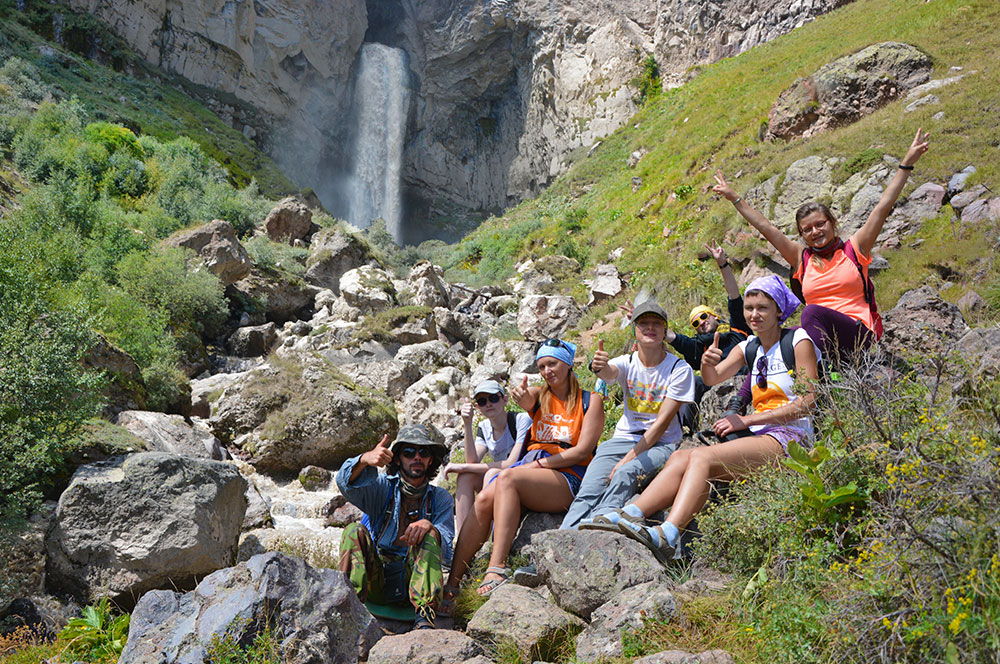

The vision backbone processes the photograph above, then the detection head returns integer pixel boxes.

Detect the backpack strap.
[745,328,799,378]
[506,411,518,441]
[582,389,590,414]
[843,240,884,340]
[789,247,810,302]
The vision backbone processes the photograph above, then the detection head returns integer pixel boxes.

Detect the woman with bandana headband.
[442,338,604,597]
[713,129,930,364]
[602,276,821,563]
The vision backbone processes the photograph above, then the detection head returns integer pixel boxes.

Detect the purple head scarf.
[744,275,802,324]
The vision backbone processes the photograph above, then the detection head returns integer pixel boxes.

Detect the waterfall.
[345,43,411,243]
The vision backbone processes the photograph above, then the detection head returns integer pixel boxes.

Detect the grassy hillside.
[444,0,1000,331]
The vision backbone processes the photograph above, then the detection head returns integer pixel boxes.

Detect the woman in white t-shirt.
[443,379,532,537]
[612,276,820,563]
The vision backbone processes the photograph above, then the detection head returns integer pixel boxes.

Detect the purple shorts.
[755,425,810,454]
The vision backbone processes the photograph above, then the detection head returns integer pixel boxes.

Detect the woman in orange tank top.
[713,129,930,363]
[442,338,604,598]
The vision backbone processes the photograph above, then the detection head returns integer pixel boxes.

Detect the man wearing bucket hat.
[569,298,695,531]
[336,424,454,629]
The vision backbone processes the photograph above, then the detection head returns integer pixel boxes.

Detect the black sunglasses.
[475,394,503,407]
[691,312,711,328]
[756,355,768,390]
[539,338,569,352]
[400,446,432,459]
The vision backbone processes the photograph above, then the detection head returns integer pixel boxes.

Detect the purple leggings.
[800,304,875,363]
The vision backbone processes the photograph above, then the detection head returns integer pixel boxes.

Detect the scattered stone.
[190,372,244,419]
[264,197,313,243]
[632,176,643,192]
[325,500,364,528]
[530,530,670,619]
[512,255,581,296]
[165,219,251,286]
[115,410,226,460]
[232,267,319,323]
[46,453,247,605]
[868,255,890,273]
[406,261,451,308]
[587,141,602,157]
[117,553,380,664]
[881,286,970,361]
[628,150,646,168]
[947,165,976,198]
[466,584,584,657]
[767,42,932,140]
[82,335,147,416]
[904,94,939,113]
[950,184,988,211]
[511,512,562,556]
[956,290,986,318]
[953,327,1000,386]
[367,630,482,664]
[242,478,273,531]
[884,182,946,238]
[399,366,468,436]
[772,156,836,229]
[576,581,678,663]
[931,111,945,121]
[635,649,735,664]
[588,263,624,304]
[340,265,397,314]
[434,307,478,347]
[304,228,373,292]
[0,504,53,609]
[516,294,583,342]
[905,72,971,99]
[298,465,331,491]
[961,197,1000,224]
[227,322,278,357]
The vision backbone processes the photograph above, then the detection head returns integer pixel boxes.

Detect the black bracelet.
[898,164,914,171]
[719,260,729,269]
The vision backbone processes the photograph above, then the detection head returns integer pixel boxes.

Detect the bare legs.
[631,435,784,531]
[445,466,573,593]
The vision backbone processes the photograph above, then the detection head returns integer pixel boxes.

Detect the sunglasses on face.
[475,394,503,407]
[400,446,432,459]
[756,356,768,390]
[691,312,711,329]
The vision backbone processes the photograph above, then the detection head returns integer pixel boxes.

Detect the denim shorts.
[503,451,585,496]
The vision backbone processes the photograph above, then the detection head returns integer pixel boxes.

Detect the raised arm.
[713,170,803,268]
[510,375,540,413]
[590,339,620,382]
[852,128,930,257]
[705,240,740,300]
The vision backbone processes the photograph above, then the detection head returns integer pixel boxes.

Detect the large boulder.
[45,453,247,605]
[953,326,1000,387]
[227,322,279,357]
[403,261,451,308]
[210,356,398,472]
[231,266,319,324]
[0,505,54,610]
[304,228,373,292]
[771,156,838,230]
[530,529,670,619]
[399,366,468,437]
[466,584,584,657]
[635,650,735,664]
[340,265,397,314]
[165,220,251,286]
[117,552,380,664]
[516,294,583,342]
[511,255,581,295]
[882,182,946,244]
[575,581,677,662]
[473,339,538,386]
[367,630,482,664]
[433,307,479,347]
[115,411,227,460]
[767,42,932,140]
[881,286,970,360]
[588,263,624,304]
[264,197,313,242]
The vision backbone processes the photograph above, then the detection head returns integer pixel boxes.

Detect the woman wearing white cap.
[444,379,532,537]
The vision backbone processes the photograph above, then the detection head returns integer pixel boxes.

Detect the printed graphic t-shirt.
[736,328,822,436]
[608,352,695,445]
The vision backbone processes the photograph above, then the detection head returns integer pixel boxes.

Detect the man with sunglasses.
[663,243,750,431]
[336,424,454,630]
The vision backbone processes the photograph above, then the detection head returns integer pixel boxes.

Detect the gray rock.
[513,256,582,296]
[227,322,278,357]
[954,326,1000,384]
[210,357,397,472]
[635,650,735,664]
[298,465,331,491]
[950,184,988,211]
[768,42,932,140]
[231,267,319,323]
[961,197,1000,224]
[884,182,946,240]
[530,529,669,619]
[115,410,226,460]
[881,286,970,361]
[405,261,451,308]
[434,307,479,347]
[466,584,584,657]
[576,581,678,663]
[773,156,836,229]
[948,165,977,197]
[367,630,482,664]
[46,453,247,605]
[904,94,939,113]
[906,73,970,99]
[117,552,380,664]
[190,372,243,419]
[475,339,538,385]
[325,500,364,528]
[243,478,273,531]
[264,197,312,243]
[340,266,396,314]
[956,290,986,318]
[516,294,583,342]
[82,335,147,416]
[0,504,54,608]
[511,511,563,556]
[400,367,469,436]
[588,263,624,304]
[304,228,372,292]
[165,219,251,286]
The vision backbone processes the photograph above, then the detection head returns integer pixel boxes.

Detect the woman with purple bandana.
[598,276,821,563]
[442,338,604,595]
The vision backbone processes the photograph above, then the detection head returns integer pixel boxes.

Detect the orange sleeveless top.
[529,388,591,468]
[793,238,875,331]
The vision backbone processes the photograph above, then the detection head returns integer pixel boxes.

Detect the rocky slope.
[59,0,852,241]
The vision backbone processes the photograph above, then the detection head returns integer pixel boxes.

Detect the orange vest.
[529,388,591,468]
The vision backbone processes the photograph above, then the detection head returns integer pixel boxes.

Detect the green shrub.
[0,56,47,103]
[84,121,144,158]
[206,620,281,664]
[101,150,150,199]
[632,54,662,105]
[244,235,308,276]
[116,246,228,337]
[59,597,130,664]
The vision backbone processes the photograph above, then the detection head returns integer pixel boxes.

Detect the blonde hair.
[538,371,580,416]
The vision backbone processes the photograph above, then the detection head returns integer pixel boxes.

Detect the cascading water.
[344,43,411,243]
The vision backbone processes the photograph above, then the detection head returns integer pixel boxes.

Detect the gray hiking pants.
[559,437,676,529]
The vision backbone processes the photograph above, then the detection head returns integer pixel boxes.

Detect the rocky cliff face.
[63,0,852,242]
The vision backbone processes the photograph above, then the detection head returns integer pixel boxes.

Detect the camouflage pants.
[338,522,443,619]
